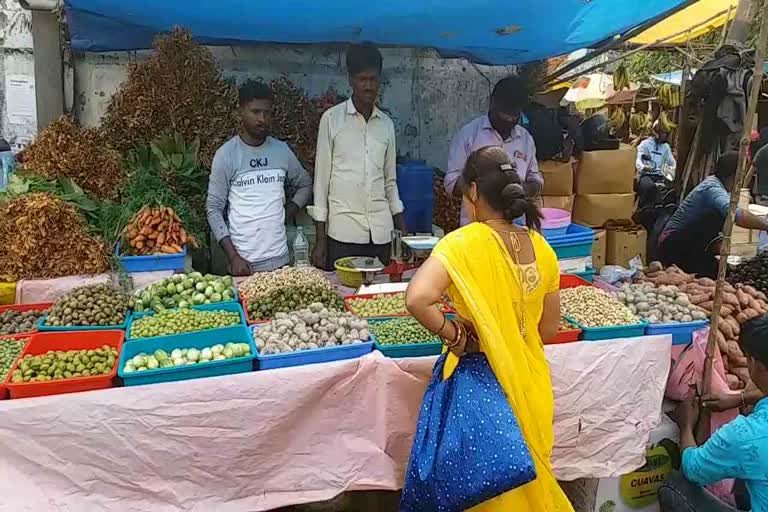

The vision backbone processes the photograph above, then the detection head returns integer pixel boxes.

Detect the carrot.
[160,245,178,254]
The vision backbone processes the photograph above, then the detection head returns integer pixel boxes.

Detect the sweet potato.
[732,366,751,382]
[718,320,735,339]
[722,293,740,308]
[725,317,740,336]
[744,308,761,321]
[732,355,749,367]
[700,301,714,312]
[689,293,711,305]
[716,331,728,353]
[696,278,717,287]
[721,305,734,317]
[747,297,763,312]
[736,312,748,324]
[736,289,751,307]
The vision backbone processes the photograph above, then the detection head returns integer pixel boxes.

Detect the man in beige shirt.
[309,43,406,270]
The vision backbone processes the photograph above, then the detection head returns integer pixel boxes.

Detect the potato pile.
[240,267,344,321]
[253,303,369,354]
[614,283,707,324]
[44,284,129,327]
[560,286,640,327]
[641,263,768,391]
[123,206,190,255]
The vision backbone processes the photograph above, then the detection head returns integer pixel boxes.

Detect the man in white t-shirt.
[206,81,312,275]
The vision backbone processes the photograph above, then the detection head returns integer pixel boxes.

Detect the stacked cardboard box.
[572,145,637,227]
[541,160,575,212]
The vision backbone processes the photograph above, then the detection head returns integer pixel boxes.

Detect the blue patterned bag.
[400,353,536,512]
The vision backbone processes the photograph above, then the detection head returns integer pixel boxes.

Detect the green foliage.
[1,173,100,218]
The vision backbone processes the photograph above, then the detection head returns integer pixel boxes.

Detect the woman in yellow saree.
[403,146,574,511]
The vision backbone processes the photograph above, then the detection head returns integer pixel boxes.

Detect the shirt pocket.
[367,138,388,173]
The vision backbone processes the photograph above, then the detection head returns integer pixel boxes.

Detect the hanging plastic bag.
[400,353,536,512]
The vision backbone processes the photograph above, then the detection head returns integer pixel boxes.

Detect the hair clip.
[500,163,513,171]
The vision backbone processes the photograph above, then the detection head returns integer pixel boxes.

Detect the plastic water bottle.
[293,226,310,267]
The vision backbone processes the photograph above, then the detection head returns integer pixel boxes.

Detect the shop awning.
[64,0,689,65]
[630,0,737,46]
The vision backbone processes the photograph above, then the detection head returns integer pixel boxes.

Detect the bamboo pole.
[702,0,768,397]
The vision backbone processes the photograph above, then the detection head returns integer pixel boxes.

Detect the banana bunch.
[658,84,681,109]
[608,107,626,131]
[630,112,647,134]
[659,110,677,132]
[613,64,630,91]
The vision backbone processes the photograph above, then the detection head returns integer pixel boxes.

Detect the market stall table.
[0,335,671,511]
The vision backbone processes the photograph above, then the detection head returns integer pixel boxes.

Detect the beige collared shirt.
[308,99,404,245]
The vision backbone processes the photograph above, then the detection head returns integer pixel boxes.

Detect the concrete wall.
[0,0,35,150]
[73,45,515,170]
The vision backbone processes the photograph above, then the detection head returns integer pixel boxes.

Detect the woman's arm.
[406,257,463,353]
[539,291,560,342]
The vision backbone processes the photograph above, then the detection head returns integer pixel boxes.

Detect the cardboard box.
[591,229,607,270]
[572,193,635,228]
[606,226,647,267]
[541,160,574,196]
[543,195,575,213]
[593,414,679,512]
[575,145,637,194]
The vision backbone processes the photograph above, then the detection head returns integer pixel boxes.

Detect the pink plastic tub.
[541,208,571,237]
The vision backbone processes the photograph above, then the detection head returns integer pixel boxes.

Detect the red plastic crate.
[559,274,593,290]
[0,334,32,400]
[240,297,270,325]
[344,292,453,318]
[0,303,52,337]
[545,329,582,345]
[4,330,124,399]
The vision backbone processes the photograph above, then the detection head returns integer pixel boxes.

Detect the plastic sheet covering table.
[0,335,671,512]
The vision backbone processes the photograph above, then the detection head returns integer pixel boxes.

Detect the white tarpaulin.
[0,335,671,511]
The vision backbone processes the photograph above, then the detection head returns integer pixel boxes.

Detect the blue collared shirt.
[682,398,768,511]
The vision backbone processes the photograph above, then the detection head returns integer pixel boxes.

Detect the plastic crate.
[560,274,593,290]
[646,320,709,346]
[0,303,52,337]
[251,324,373,370]
[0,334,30,399]
[545,329,582,345]
[369,316,447,357]
[117,325,256,387]
[38,311,128,332]
[115,242,186,273]
[549,224,594,260]
[127,302,246,341]
[240,298,271,326]
[344,293,453,319]
[4,330,124,399]
[568,267,596,283]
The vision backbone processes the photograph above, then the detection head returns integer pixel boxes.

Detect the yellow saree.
[431,223,574,512]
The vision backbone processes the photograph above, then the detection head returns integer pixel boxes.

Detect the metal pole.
[703,0,768,397]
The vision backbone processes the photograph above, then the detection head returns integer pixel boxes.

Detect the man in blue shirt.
[637,122,676,179]
[659,315,768,511]
[658,152,768,277]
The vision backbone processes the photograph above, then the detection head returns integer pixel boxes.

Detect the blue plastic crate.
[549,224,594,260]
[368,316,445,358]
[646,320,709,346]
[251,324,373,370]
[127,302,246,341]
[542,226,570,238]
[115,242,186,273]
[568,316,648,341]
[117,324,256,386]
[38,313,128,332]
[547,223,594,244]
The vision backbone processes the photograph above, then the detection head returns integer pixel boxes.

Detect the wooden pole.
[725,0,757,45]
[702,0,768,397]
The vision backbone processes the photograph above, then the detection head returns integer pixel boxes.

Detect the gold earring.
[470,202,477,222]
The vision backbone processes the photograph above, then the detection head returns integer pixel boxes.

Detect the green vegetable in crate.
[253,302,369,354]
[0,309,48,335]
[370,317,441,345]
[0,337,27,381]
[130,308,241,338]
[132,272,236,312]
[10,345,118,382]
[347,293,408,317]
[123,341,251,373]
[239,267,344,321]
[44,284,128,327]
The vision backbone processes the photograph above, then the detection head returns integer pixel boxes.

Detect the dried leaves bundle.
[100,27,239,167]
[21,116,124,200]
[0,193,110,280]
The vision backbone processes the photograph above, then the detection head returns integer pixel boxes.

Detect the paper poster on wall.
[5,75,36,124]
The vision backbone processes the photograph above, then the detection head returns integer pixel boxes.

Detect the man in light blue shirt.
[660,315,768,511]
[636,122,676,178]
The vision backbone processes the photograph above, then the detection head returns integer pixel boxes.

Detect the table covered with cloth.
[0,335,671,512]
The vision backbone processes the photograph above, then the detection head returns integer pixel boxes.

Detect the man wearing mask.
[445,75,542,227]
[207,81,312,276]
[310,43,406,270]
[636,121,676,179]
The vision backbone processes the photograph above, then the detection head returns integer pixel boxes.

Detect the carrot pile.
[123,206,190,255]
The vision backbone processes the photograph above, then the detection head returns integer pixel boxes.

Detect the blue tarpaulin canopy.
[64,0,690,65]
